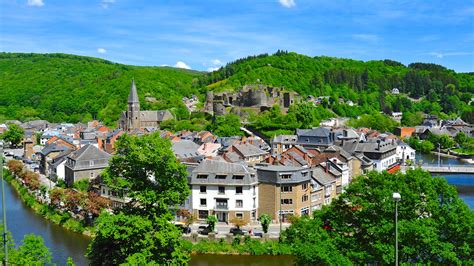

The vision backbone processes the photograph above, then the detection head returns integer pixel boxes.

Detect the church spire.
[128,79,139,103]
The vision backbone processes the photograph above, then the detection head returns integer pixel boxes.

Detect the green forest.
[1,51,473,127]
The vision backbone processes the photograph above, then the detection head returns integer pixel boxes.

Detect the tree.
[7,160,23,177]
[13,234,52,265]
[88,132,191,265]
[230,217,248,229]
[1,124,24,147]
[73,179,90,192]
[284,169,473,264]
[258,214,272,233]
[454,132,468,146]
[207,114,243,137]
[206,215,218,232]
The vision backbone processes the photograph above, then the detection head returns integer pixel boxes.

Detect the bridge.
[417,164,474,174]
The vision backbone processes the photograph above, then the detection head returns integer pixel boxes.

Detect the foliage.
[0,53,201,125]
[191,239,292,256]
[258,213,272,233]
[230,217,248,229]
[206,215,218,232]
[348,113,399,132]
[407,137,435,154]
[1,124,24,146]
[73,178,90,192]
[283,169,473,264]
[7,159,23,176]
[0,233,52,265]
[207,114,243,137]
[401,111,424,126]
[88,132,191,265]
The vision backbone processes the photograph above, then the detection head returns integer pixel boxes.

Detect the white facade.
[396,144,416,163]
[56,160,66,180]
[372,153,399,172]
[190,184,259,222]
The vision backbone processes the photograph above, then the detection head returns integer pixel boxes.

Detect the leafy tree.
[230,217,248,229]
[207,114,243,137]
[454,132,468,145]
[284,169,473,264]
[206,215,218,232]
[7,159,23,176]
[88,132,191,265]
[348,113,399,132]
[14,234,52,265]
[73,179,90,192]
[1,124,24,147]
[258,213,272,233]
[67,257,75,266]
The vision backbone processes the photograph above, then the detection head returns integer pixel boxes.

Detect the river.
[0,154,472,265]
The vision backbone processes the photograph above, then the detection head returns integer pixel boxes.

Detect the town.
[1,80,472,239]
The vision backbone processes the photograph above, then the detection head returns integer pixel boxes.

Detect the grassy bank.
[3,169,93,236]
[187,237,292,256]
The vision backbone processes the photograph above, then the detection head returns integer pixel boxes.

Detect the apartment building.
[256,165,311,223]
[189,159,259,223]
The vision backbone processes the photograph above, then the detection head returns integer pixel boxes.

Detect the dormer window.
[232,175,244,180]
[89,160,94,166]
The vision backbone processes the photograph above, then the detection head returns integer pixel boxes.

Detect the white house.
[396,141,416,164]
[188,159,259,223]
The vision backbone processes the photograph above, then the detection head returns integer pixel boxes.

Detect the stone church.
[119,80,173,131]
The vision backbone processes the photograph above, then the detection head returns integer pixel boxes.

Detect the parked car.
[198,225,217,235]
[229,227,247,236]
[174,222,191,234]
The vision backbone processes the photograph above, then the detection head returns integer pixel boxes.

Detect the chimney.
[377,140,381,150]
[326,158,330,173]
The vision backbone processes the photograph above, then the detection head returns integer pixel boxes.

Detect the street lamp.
[0,142,7,265]
[437,143,441,167]
[393,192,401,266]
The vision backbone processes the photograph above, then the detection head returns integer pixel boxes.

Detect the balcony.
[215,204,228,210]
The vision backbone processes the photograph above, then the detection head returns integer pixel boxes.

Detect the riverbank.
[3,169,93,237]
[429,151,473,164]
[188,237,292,256]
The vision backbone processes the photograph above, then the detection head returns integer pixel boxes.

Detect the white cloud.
[207,67,221,72]
[174,61,191,69]
[429,51,473,58]
[352,34,379,42]
[101,0,115,9]
[97,48,107,54]
[27,0,44,7]
[211,59,221,65]
[279,0,295,8]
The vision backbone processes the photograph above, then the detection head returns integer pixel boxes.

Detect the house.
[271,135,297,155]
[341,139,398,172]
[48,150,73,181]
[310,166,337,211]
[394,127,416,139]
[64,144,111,187]
[391,88,400,94]
[102,129,124,154]
[188,159,259,223]
[396,141,416,164]
[38,144,74,175]
[196,142,221,158]
[224,143,268,164]
[296,127,335,148]
[266,145,318,167]
[172,140,203,162]
[256,165,312,222]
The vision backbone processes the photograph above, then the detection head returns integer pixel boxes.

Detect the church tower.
[127,79,140,130]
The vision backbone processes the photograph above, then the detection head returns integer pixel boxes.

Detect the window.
[302,194,309,202]
[236,200,243,208]
[281,174,292,179]
[197,174,207,179]
[301,207,310,216]
[89,160,94,166]
[302,183,308,190]
[232,175,244,180]
[302,171,308,177]
[236,213,243,219]
[253,198,256,208]
[312,193,321,202]
[102,188,105,194]
[216,174,227,179]
[198,210,209,219]
[251,210,256,220]
[236,186,243,194]
[218,186,225,194]
[281,199,293,205]
[200,198,207,206]
[281,186,292,192]
[200,186,206,193]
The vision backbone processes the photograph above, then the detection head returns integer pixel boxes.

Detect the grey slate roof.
[233,143,267,157]
[296,127,331,137]
[172,140,200,158]
[68,144,111,161]
[128,79,139,103]
[256,164,311,184]
[190,159,257,185]
[40,144,70,156]
[140,110,173,122]
[312,167,336,186]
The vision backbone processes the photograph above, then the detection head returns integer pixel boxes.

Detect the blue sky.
[1,0,473,72]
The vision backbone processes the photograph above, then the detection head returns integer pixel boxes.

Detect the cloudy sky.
[1,0,473,72]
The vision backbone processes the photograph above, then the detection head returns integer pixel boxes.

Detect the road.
[189,222,290,237]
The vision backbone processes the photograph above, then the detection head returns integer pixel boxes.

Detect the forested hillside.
[0,53,202,125]
[200,51,473,121]
[1,52,473,126]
